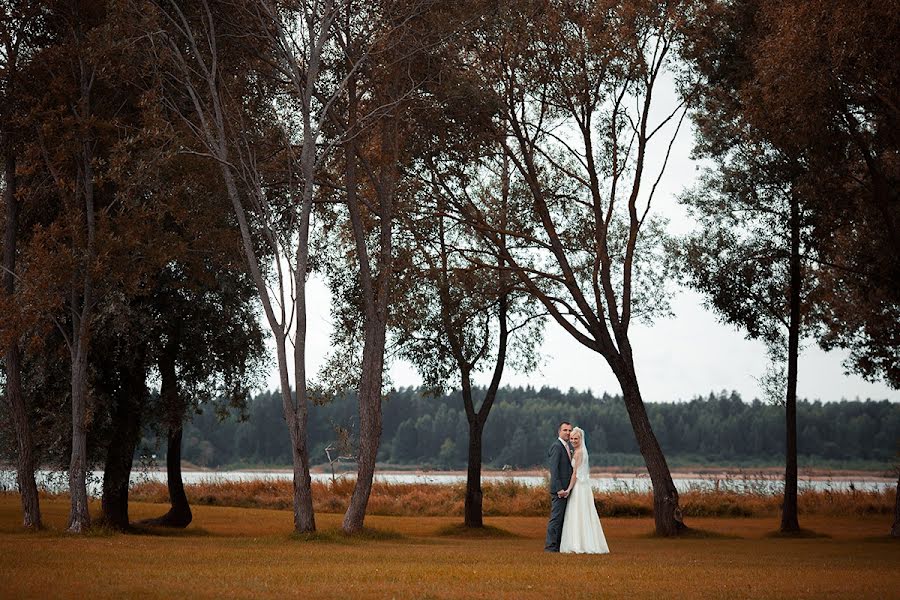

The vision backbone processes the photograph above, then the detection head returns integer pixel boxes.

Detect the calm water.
[0,469,894,496]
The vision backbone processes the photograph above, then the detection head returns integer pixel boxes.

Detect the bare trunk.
[619,367,685,536]
[891,470,899,538]
[461,296,507,529]
[68,348,91,532]
[342,321,386,533]
[161,427,193,527]
[142,339,192,527]
[68,59,95,533]
[99,354,146,530]
[289,184,315,533]
[142,426,192,527]
[273,331,315,533]
[464,419,484,528]
[289,419,315,533]
[2,149,42,529]
[4,344,41,529]
[781,194,801,533]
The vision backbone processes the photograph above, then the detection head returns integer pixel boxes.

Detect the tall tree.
[140,177,267,528]
[22,1,112,532]
[679,150,815,533]
[0,0,47,530]
[680,0,900,532]
[893,468,899,538]
[461,0,695,535]
[396,150,543,527]
[327,0,482,533]
[142,0,367,533]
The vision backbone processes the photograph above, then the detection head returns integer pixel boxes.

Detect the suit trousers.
[544,494,568,551]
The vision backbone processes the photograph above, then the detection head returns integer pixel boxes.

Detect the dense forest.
[173,387,900,471]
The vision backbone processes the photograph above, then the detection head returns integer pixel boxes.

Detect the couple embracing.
[545,421,610,554]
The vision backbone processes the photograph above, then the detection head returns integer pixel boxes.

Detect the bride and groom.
[545,421,610,554]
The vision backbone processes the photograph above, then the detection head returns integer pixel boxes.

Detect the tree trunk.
[2,149,42,529]
[68,59,95,533]
[68,348,91,533]
[142,341,192,528]
[342,321,386,534]
[891,471,899,538]
[289,188,316,533]
[272,330,315,533]
[464,419,485,528]
[619,369,685,536]
[289,421,315,533]
[461,295,507,529]
[99,356,146,530]
[781,194,801,533]
[141,426,192,528]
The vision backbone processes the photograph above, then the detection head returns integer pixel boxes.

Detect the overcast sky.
[263,74,898,404]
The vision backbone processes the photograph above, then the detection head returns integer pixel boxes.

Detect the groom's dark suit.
[545,438,573,552]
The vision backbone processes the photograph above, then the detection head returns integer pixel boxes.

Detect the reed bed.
[121,476,897,518]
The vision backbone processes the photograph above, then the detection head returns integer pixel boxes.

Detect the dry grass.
[0,496,898,599]
[124,477,896,518]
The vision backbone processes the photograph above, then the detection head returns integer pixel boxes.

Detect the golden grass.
[123,477,896,518]
[0,496,898,599]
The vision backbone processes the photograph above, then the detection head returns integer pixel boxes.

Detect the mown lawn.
[1,496,898,599]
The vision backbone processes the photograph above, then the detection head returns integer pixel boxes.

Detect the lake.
[1,469,894,496]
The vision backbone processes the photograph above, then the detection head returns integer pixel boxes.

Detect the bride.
[560,427,610,554]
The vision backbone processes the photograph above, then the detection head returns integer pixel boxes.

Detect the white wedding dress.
[559,444,610,554]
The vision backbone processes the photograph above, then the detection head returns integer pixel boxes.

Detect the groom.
[545,421,573,552]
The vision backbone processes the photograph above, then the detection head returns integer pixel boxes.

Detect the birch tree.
[145,0,367,532]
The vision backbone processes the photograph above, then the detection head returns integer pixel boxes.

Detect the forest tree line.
[175,387,900,471]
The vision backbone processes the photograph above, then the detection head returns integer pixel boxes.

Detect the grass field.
[1,496,898,599]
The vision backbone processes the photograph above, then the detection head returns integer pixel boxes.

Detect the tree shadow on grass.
[433,523,521,539]
[764,528,830,539]
[640,527,742,540]
[290,527,406,544]
[126,523,214,538]
[860,534,900,543]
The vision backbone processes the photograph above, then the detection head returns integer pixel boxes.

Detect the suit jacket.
[548,439,573,495]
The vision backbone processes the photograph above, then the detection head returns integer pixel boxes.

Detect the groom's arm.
[548,443,562,494]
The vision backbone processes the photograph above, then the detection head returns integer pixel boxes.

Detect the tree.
[461,0,696,535]
[679,0,900,533]
[141,183,267,528]
[324,0,477,533]
[20,1,116,533]
[892,468,899,538]
[0,0,47,530]
[680,153,813,533]
[142,0,345,533]
[744,1,900,389]
[396,146,543,526]
[93,299,153,530]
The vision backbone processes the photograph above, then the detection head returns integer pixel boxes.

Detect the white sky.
[262,73,899,404]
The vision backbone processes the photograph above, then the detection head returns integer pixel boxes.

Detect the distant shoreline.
[177,465,899,482]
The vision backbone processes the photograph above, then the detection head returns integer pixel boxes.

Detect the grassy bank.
[1,496,898,599]
[120,477,898,519]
